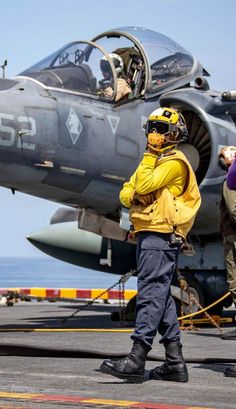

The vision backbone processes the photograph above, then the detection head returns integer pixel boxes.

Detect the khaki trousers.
[223,234,236,304]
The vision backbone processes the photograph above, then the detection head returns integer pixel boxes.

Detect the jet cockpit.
[20,27,205,102]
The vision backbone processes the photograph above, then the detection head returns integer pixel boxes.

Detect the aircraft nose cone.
[27,222,103,270]
[27,222,102,253]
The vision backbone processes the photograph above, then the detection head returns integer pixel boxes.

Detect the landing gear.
[111,271,206,323]
[174,270,228,317]
[174,271,204,317]
[111,295,136,323]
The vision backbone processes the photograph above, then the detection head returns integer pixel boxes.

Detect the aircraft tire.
[110,295,136,322]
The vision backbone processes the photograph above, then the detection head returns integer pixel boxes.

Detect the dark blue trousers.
[131,232,181,349]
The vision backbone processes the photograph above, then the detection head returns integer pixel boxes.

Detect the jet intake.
[159,89,236,234]
[194,76,210,91]
[177,109,211,186]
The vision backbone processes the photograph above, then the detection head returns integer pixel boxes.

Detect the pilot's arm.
[115,78,132,102]
[104,79,132,101]
[103,86,113,99]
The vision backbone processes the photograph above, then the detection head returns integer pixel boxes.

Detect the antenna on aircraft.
[1,60,7,78]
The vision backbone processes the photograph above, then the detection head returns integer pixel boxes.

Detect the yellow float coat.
[119,150,201,239]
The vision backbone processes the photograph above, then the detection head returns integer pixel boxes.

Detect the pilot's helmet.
[145,107,189,153]
[100,53,124,77]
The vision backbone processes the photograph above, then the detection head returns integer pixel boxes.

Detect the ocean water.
[0,257,137,290]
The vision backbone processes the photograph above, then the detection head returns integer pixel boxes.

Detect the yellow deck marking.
[82,398,139,406]
[91,289,108,300]
[123,289,137,300]
[29,288,46,297]
[60,288,77,298]
[0,392,36,399]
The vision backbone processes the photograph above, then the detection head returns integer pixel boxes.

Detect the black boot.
[221,329,236,340]
[224,365,236,377]
[149,341,188,382]
[100,341,149,383]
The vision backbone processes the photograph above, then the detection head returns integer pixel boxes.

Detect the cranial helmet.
[100,53,124,76]
[145,107,189,153]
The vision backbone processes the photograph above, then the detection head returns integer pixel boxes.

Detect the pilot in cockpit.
[99,53,132,102]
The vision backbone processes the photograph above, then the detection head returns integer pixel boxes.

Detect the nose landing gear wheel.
[174,272,204,317]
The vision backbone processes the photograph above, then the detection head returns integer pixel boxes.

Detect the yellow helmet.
[145,107,188,153]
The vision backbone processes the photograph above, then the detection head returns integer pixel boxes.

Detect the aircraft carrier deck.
[0,300,235,409]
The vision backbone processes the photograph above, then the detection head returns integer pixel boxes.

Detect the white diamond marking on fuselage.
[107,115,120,135]
[66,108,82,145]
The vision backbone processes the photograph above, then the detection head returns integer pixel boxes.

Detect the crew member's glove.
[146,132,165,154]
[219,146,236,169]
[132,192,155,206]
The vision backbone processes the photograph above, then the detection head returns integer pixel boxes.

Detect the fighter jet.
[1,27,236,313]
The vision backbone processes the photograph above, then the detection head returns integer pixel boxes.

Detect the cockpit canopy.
[19,27,206,101]
[21,41,106,95]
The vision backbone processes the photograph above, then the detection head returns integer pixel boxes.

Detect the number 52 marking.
[0,113,36,150]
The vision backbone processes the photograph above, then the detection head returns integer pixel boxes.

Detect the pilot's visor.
[100,60,111,73]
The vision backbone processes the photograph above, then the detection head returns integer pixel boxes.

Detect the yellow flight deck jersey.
[119,149,201,239]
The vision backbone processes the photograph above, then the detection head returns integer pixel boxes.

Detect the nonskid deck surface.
[0,302,235,409]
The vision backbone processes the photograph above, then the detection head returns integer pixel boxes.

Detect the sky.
[1,0,236,257]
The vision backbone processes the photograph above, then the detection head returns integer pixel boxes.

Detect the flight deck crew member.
[217,147,236,379]
[219,146,236,316]
[99,53,132,101]
[226,150,236,190]
[100,107,201,383]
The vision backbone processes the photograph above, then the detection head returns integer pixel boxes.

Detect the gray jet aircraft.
[1,27,236,314]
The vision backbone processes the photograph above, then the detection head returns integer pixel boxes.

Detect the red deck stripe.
[46,289,60,297]
[76,289,92,298]
[34,393,86,402]
[18,288,31,295]
[108,289,121,299]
